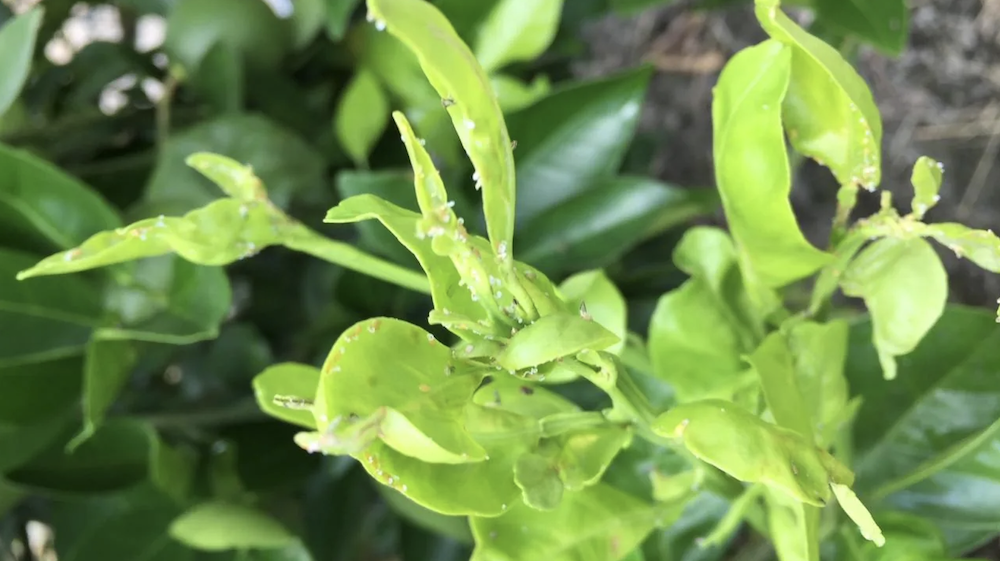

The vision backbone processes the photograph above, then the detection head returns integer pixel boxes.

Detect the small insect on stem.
[442,97,455,108]
[273,395,314,410]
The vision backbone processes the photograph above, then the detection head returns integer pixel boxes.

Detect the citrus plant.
[4,0,1000,560]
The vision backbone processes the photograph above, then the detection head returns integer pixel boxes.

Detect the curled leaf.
[653,399,854,506]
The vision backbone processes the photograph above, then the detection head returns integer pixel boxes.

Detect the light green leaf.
[378,484,474,543]
[186,152,268,202]
[313,317,487,464]
[324,193,476,316]
[653,399,853,506]
[924,223,1000,274]
[16,198,284,277]
[748,332,812,439]
[353,405,535,516]
[335,68,390,166]
[473,0,564,73]
[509,68,650,224]
[514,451,564,510]
[813,0,909,56]
[253,362,321,429]
[491,73,550,113]
[831,483,885,547]
[497,312,619,372]
[756,2,883,191]
[71,339,138,448]
[470,483,664,561]
[169,501,295,551]
[368,0,517,255]
[558,270,627,355]
[0,143,121,251]
[840,237,947,380]
[786,320,850,444]
[910,156,943,219]
[0,6,43,117]
[712,39,831,287]
[648,280,753,402]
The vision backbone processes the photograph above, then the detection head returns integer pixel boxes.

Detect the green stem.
[282,223,430,295]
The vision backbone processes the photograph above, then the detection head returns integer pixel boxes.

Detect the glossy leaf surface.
[756,1,882,190]
[497,312,619,371]
[253,362,321,429]
[653,399,852,506]
[558,270,627,355]
[315,317,486,463]
[335,68,389,166]
[0,144,121,251]
[840,237,947,380]
[508,69,649,224]
[712,39,830,287]
[473,0,564,73]
[0,6,43,116]
[847,306,1000,552]
[517,176,718,277]
[470,483,662,561]
[169,501,296,551]
[910,156,943,219]
[813,0,909,56]
[368,0,516,254]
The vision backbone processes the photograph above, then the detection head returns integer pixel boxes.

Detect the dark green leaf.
[99,255,232,345]
[491,74,550,113]
[508,68,650,224]
[0,357,81,426]
[191,41,244,115]
[813,0,908,55]
[0,248,100,367]
[0,414,73,473]
[49,485,192,561]
[163,0,292,71]
[846,306,1000,552]
[327,0,363,40]
[335,170,421,265]
[517,177,718,277]
[8,419,184,495]
[0,143,121,252]
[145,115,325,210]
[73,339,138,446]
[0,6,42,116]
[169,501,296,551]
[712,39,831,287]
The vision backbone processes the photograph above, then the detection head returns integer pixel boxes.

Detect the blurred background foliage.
[8,0,997,560]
